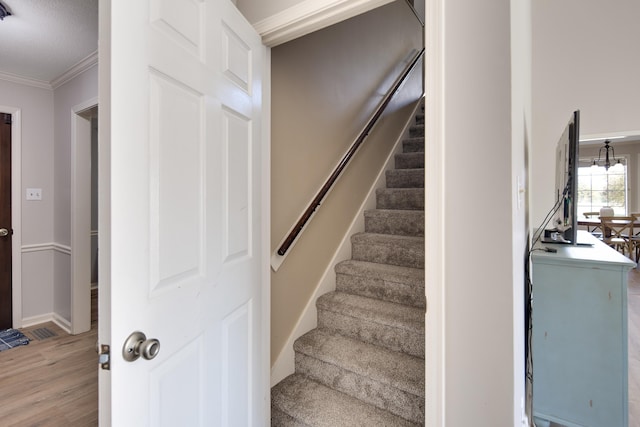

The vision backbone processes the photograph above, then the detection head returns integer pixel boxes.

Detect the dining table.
[578,216,640,228]
[578,215,640,243]
[577,217,606,234]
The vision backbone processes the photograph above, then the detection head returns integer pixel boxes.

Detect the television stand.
[531,231,634,426]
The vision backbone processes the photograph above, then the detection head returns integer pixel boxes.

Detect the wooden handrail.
[277,48,425,256]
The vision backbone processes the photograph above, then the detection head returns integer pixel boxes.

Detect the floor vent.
[30,327,58,340]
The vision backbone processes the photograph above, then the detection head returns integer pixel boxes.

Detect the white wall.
[0,79,55,321]
[52,65,99,323]
[54,65,99,247]
[531,0,640,225]
[0,81,55,245]
[511,0,532,423]
[430,0,524,423]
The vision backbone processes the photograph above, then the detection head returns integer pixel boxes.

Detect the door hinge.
[98,344,110,370]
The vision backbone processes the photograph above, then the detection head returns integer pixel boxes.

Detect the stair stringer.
[270,99,423,387]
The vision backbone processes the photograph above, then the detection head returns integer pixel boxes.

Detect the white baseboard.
[21,312,72,334]
[270,101,422,386]
[21,313,55,328]
[52,313,72,334]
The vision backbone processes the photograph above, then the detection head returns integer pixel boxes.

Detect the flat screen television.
[542,110,580,245]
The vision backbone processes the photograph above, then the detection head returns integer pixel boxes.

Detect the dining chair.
[599,207,616,238]
[631,213,640,255]
[600,216,637,258]
[583,211,602,236]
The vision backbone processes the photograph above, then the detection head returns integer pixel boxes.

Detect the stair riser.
[409,125,424,138]
[395,153,424,169]
[336,273,425,308]
[352,238,424,269]
[385,169,424,188]
[376,189,424,210]
[365,214,424,237]
[271,406,301,426]
[295,353,424,424]
[318,310,424,358]
[402,138,424,153]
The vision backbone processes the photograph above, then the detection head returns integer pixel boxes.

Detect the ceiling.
[580,134,640,146]
[0,0,98,84]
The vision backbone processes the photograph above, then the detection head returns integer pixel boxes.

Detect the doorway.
[0,112,11,329]
[71,101,98,335]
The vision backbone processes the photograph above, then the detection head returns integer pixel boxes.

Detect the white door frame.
[256,1,437,424]
[0,104,22,329]
[71,97,98,334]
[425,0,444,424]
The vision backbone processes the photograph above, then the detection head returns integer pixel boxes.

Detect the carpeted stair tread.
[394,152,424,169]
[317,291,424,358]
[295,329,425,397]
[364,209,424,237]
[402,138,424,153]
[409,124,424,138]
[415,113,424,125]
[385,168,424,188]
[294,329,425,424]
[351,232,424,269]
[376,188,424,210]
[271,374,419,427]
[317,292,424,333]
[335,259,425,308]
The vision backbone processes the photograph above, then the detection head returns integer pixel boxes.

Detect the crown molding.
[253,0,394,47]
[0,50,99,91]
[51,50,99,89]
[0,70,52,90]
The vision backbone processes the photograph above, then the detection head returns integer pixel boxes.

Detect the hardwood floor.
[0,289,98,426]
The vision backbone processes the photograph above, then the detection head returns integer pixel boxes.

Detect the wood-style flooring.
[1,279,640,426]
[0,289,98,426]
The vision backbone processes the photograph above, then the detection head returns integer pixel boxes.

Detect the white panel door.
[102,0,268,425]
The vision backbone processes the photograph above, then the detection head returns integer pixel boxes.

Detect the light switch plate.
[26,188,42,201]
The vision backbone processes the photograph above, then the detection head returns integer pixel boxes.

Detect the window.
[577,159,627,217]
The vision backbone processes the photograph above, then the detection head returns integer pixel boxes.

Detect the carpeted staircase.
[272,104,425,426]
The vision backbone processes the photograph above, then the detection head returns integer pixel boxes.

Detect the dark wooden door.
[0,113,11,329]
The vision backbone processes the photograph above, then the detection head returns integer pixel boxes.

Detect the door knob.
[0,228,9,237]
[122,331,160,362]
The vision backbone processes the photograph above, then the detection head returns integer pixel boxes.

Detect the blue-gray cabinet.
[532,231,634,427]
